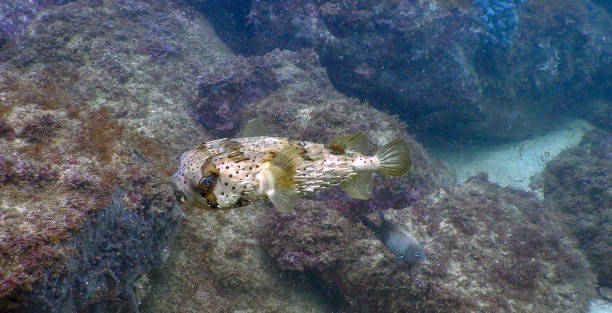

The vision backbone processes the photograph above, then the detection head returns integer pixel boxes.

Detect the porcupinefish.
[171,133,412,212]
[361,211,425,264]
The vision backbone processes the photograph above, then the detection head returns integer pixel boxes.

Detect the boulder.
[0,0,227,311]
[196,0,612,141]
[261,175,597,312]
[543,129,612,287]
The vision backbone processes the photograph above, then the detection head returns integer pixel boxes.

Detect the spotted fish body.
[171,135,411,211]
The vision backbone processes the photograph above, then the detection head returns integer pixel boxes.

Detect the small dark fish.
[361,211,425,264]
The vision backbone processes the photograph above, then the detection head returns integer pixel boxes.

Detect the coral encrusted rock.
[261,175,596,312]
[0,0,227,311]
[0,60,180,313]
[196,0,612,141]
[543,129,612,288]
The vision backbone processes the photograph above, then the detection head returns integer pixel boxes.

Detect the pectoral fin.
[259,145,302,212]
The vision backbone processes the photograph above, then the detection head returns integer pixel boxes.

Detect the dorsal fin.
[329,133,369,154]
[239,117,269,137]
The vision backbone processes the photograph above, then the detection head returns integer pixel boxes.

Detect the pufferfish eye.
[415,252,421,257]
[199,175,217,191]
[174,191,186,203]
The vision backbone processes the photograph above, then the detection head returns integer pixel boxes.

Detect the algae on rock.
[0,0,230,311]
[543,129,612,288]
[261,175,597,312]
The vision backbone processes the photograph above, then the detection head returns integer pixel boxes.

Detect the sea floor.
[427,118,594,194]
[426,118,611,312]
[591,299,612,313]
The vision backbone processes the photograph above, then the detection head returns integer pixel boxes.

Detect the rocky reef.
[0,0,605,312]
[193,0,612,142]
[543,129,612,288]
[0,64,180,312]
[172,36,596,313]
[261,174,596,312]
[0,0,220,311]
[3,0,428,311]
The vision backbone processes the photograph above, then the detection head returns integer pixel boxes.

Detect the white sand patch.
[590,299,612,313]
[427,119,594,192]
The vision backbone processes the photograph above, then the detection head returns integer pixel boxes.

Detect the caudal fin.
[360,214,379,232]
[375,138,412,176]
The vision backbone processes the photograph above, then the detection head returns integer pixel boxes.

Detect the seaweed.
[0,119,15,138]
[76,107,124,164]
[19,113,57,143]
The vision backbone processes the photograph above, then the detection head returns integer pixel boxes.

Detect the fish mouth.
[174,190,186,203]
[170,173,180,191]
[170,173,187,203]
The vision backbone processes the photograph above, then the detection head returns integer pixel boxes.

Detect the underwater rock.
[0,64,181,312]
[261,175,596,312]
[17,191,180,313]
[578,98,612,132]
[4,0,602,312]
[0,0,76,48]
[194,55,280,137]
[0,0,446,311]
[195,0,612,142]
[0,0,445,312]
[142,202,338,313]
[543,129,612,288]
[0,0,226,311]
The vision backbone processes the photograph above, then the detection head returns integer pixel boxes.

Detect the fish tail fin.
[264,145,301,212]
[360,214,378,232]
[375,138,412,176]
[340,171,373,200]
